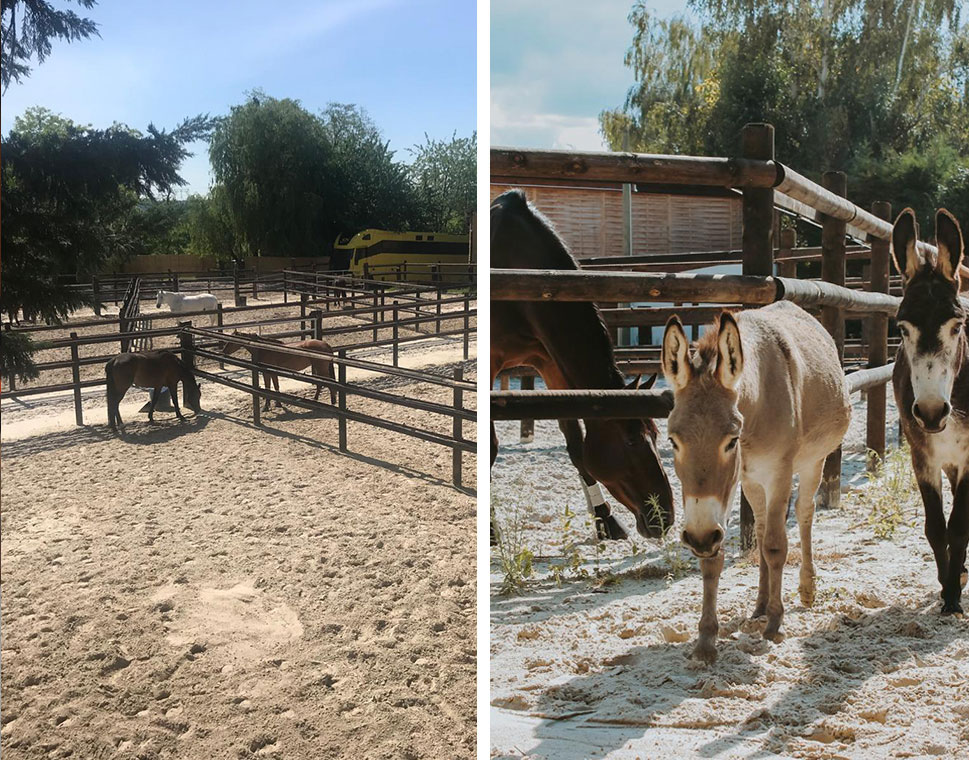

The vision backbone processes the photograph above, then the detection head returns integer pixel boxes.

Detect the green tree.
[1,0,99,90]
[409,131,477,233]
[601,0,969,228]
[1,107,208,379]
[321,103,418,233]
[209,93,346,258]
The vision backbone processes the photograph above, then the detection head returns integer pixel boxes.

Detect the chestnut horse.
[891,208,969,614]
[221,331,337,411]
[105,351,202,430]
[491,189,674,541]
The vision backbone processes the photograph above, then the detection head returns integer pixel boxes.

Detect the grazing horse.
[491,189,674,541]
[105,351,202,430]
[891,208,969,614]
[156,290,219,324]
[662,304,850,663]
[221,331,337,411]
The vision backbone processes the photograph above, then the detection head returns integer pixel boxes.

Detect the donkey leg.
[795,459,825,607]
[693,550,725,664]
[942,477,969,614]
[744,482,770,618]
[916,473,949,595]
[559,419,627,541]
[762,472,794,642]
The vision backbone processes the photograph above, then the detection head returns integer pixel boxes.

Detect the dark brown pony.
[221,331,337,411]
[491,189,674,541]
[105,351,202,430]
[892,208,969,614]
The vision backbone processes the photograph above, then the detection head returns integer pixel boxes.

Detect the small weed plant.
[491,498,535,595]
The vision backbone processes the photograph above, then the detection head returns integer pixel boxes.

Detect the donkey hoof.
[961,568,968,589]
[690,640,718,665]
[941,598,963,615]
[799,584,816,608]
[595,515,628,541]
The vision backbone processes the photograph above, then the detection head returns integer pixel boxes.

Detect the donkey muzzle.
[912,400,950,432]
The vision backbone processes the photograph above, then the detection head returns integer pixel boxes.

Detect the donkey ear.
[935,209,964,285]
[892,208,922,282]
[641,373,658,390]
[715,312,744,390]
[624,374,642,390]
[662,317,691,393]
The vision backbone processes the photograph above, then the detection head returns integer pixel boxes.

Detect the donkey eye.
[668,437,679,451]
[899,325,909,338]
[953,324,963,337]
[725,437,739,452]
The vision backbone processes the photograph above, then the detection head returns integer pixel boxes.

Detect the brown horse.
[105,351,202,430]
[221,331,337,411]
[891,208,969,614]
[491,189,675,541]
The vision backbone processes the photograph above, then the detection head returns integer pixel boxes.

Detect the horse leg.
[942,475,969,614]
[327,361,337,405]
[272,372,283,408]
[795,458,825,607]
[171,381,184,421]
[148,385,161,423]
[558,419,627,541]
[261,372,272,412]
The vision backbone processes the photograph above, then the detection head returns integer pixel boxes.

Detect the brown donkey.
[892,208,969,614]
[105,351,202,430]
[662,303,850,663]
[221,331,337,411]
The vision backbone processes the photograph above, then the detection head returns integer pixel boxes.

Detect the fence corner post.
[866,201,892,471]
[739,121,776,549]
[392,300,399,367]
[70,331,83,426]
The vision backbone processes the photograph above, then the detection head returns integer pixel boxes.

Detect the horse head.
[184,375,202,413]
[581,373,676,540]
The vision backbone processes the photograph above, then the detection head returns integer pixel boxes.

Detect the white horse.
[155,290,219,325]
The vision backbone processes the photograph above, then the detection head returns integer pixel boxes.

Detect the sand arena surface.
[490,385,968,759]
[1,335,476,759]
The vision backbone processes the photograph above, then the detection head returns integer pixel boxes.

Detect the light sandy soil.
[490,382,968,759]
[1,338,477,759]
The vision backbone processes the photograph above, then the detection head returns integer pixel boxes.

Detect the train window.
[416,235,423,240]
[427,235,434,240]
[363,233,371,240]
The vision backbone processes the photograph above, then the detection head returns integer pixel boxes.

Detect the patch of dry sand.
[1,343,477,759]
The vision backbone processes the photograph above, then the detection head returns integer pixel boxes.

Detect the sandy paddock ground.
[490,383,968,759]
[1,337,477,759]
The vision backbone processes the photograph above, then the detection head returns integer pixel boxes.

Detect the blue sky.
[1,0,476,196]
[491,0,691,150]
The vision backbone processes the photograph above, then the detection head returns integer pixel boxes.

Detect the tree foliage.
[1,0,99,90]
[601,0,969,228]
[409,131,477,234]
[1,108,209,378]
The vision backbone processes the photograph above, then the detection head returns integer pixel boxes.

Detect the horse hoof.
[594,515,627,541]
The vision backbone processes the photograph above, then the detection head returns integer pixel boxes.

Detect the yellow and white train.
[332,229,471,284]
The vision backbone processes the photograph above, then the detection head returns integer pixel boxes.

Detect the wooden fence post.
[392,300,400,367]
[452,367,463,488]
[251,366,261,426]
[463,294,470,360]
[4,323,16,392]
[233,263,241,307]
[92,275,102,317]
[777,228,797,279]
[178,322,195,369]
[300,292,308,337]
[283,270,288,304]
[867,201,892,470]
[819,170,848,508]
[739,122,775,549]
[252,271,258,299]
[311,310,323,341]
[216,305,225,369]
[372,291,379,343]
[520,375,535,443]
[436,290,443,335]
[70,331,83,426]
[338,349,347,452]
